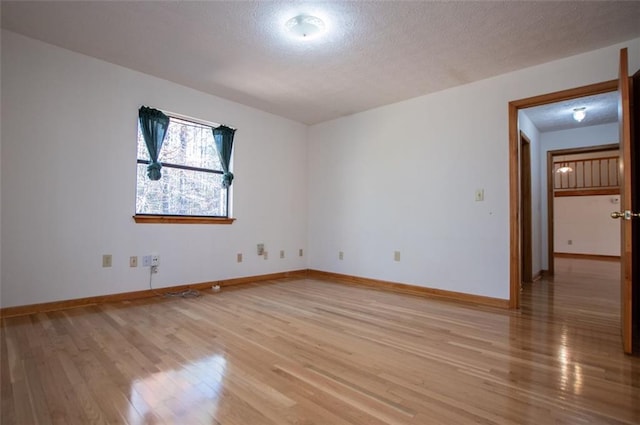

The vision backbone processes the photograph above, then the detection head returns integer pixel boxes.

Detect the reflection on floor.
[129,355,227,423]
[1,258,638,424]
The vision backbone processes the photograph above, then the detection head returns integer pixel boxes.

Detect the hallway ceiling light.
[285,14,326,39]
[572,107,586,122]
[556,163,573,173]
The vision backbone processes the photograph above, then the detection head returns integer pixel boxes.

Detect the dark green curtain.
[138,106,170,181]
[213,125,236,188]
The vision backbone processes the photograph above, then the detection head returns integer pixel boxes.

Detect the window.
[135,114,232,221]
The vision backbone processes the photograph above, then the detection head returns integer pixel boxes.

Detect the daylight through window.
[136,115,230,217]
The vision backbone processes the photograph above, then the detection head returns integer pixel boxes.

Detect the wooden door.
[617,48,634,354]
[520,133,533,283]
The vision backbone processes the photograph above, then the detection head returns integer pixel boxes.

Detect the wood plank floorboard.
[1,258,639,424]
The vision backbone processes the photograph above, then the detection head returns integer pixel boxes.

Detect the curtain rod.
[140,105,236,130]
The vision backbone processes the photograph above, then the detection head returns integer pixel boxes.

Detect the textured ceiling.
[523,91,619,133]
[2,1,640,125]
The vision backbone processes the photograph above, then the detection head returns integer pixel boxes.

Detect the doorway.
[508,80,618,309]
[546,144,620,272]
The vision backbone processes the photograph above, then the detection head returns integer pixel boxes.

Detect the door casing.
[508,80,618,309]
[520,133,533,283]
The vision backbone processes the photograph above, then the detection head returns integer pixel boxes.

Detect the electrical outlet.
[257,243,265,256]
[299,248,303,257]
[129,256,138,267]
[151,265,158,274]
[280,250,285,259]
[142,255,151,267]
[339,251,344,260]
[151,255,160,266]
[237,253,243,263]
[394,251,401,262]
[102,254,112,268]
[264,251,268,260]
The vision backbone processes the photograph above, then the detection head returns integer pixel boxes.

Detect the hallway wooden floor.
[1,258,638,424]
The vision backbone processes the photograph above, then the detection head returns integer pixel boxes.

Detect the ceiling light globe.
[556,166,573,174]
[285,14,325,39]
[573,107,586,122]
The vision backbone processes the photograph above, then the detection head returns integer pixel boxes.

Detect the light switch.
[475,189,484,202]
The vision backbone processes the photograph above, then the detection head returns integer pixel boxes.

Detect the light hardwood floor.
[1,258,639,424]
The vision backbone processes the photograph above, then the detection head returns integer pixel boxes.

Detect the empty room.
[1,1,640,424]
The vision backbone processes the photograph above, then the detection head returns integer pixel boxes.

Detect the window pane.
[137,119,222,170]
[137,127,150,161]
[161,119,221,170]
[136,164,227,216]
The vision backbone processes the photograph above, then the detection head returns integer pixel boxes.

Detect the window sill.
[133,215,235,225]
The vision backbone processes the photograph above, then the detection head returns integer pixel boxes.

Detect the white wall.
[554,195,620,256]
[1,31,308,308]
[539,123,619,269]
[308,38,639,300]
[2,30,639,308]
[518,112,543,276]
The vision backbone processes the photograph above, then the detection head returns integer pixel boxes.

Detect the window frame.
[133,112,235,225]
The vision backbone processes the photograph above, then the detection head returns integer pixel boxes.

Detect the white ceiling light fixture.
[573,107,586,122]
[285,14,326,39]
[556,162,573,174]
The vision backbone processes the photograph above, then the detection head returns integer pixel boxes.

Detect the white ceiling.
[2,1,639,126]
[523,91,619,133]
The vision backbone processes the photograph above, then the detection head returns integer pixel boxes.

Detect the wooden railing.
[553,156,619,196]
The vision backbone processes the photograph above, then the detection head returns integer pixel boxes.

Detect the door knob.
[611,211,640,219]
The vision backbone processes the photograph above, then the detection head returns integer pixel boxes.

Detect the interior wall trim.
[307,270,510,309]
[0,270,308,318]
[554,253,620,261]
[1,268,513,318]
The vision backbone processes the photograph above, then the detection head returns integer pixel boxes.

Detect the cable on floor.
[148,266,201,298]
